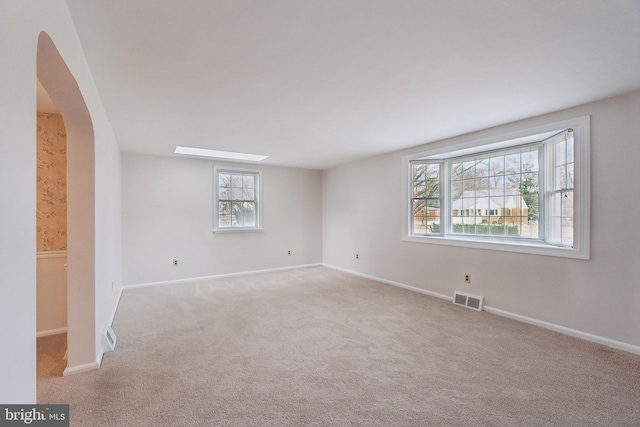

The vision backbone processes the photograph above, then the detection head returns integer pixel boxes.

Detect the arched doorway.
[35,94,69,378]
[36,32,96,378]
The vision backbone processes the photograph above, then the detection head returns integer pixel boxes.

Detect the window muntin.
[405,117,588,259]
[214,167,261,231]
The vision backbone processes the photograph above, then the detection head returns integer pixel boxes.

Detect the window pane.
[504,175,520,195]
[476,157,489,177]
[521,148,539,172]
[490,175,505,192]
[218,173,231,199]
[219,201,231,215]
[463,160,476,176]
[550,192,562,217]
[425,178,439,197]
[504,151,521,173]
[412,163,440,198]
[219,187,230,199]
[477,197,489,218]
[429,212,441,234]
[218,201,232,227]
[521,221,539,239]
[476,176,489,191]
[412,199,427,234]
[451,160,464,181]
[412,198,440,234]
[236,201,256,227]
[243,175,255,189]
[412,164,426,197]
[561,191,574,245]
[521,172,539,223]
[231,188,243,200]
[462,220,475,235]
[231,201,241,226]
[548,190,573,246]
[448,145,539,240]
[243,188,255,200]
[555,165,567,190]
[490,155,504,176]
[567,136,574,163]
[490,223,505,235]
[555,138,566,165]
[567,163,574,188]
[219,214,233,227]
[231,174,243,187]
[218,173,230,188]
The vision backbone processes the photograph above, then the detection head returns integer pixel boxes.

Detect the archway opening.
[36,32,96,385]
[35,83,68,378]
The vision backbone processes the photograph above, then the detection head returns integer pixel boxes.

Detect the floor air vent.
[453,291,484,311]
[102,326,117,352]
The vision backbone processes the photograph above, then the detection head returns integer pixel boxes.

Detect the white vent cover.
[453,291,484,311]
[102,326,117,352]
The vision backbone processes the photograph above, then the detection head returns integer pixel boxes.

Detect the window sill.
[212,228,263,234]
[403,234,588,260]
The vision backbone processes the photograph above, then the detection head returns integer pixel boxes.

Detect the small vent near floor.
[453,291,484,311]
[102,326,117,352]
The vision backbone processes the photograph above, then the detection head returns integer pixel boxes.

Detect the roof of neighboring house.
[451,190,528,210]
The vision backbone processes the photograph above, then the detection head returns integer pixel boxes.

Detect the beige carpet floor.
[37,333,67,379]
[38,267,640,426]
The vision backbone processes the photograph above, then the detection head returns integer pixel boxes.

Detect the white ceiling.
[65,1,640,170]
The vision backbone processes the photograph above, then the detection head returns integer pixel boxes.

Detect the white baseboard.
[483,306,640,356]
[96,348,105,368]
[63,361,99,377]
[108,287,123,329]
[36,327,67,338]
[124,263,323,290]
[323,263,640,356]
[323,263,453,302]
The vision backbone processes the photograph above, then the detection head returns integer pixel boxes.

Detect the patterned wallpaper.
[37,112,67,252]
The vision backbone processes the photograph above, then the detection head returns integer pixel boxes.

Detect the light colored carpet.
[38,267,640,426]
[37,333,67,379]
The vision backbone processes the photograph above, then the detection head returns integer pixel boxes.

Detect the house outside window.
[404,116,590,259]
[213,166,262,232]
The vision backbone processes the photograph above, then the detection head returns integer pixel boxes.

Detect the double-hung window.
[214,166,262,232]
[405,116,589,259]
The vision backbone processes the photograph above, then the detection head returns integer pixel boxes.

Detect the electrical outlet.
[464,273,471,284]
[287,250,291,256]
[173,259,178,266]
[356,254,359,260]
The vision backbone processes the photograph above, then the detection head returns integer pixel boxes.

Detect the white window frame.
[402,116,590,259]
[213,166,263,233]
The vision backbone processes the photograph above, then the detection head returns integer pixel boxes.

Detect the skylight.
[174,146,268,162]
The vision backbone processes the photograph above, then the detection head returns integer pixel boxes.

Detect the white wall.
[323,90,640,350]
[0,1,122,402]
[92,81,123,367]
[36,253,68,335]
[122,154,322,285]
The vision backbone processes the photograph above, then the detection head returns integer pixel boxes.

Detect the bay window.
[404,116,589,259]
